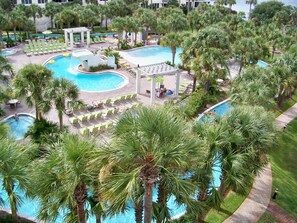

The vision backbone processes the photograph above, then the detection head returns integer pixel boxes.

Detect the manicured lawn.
[204,191,247,223]
[269,119,297,218]
[274,93,297,117]
[257,212,279,223]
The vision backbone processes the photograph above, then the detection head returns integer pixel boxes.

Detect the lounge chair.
[77,115,88,122]
[125,95,132,100]
[97,124,106,133]
[105,109,114,117]
[69,117,78,124]
[88,125,98,135]
[89,113,96,121]
[103,98,112,106]
[94,111,102,119]
[80,127,89,136]
[131,93,137,100]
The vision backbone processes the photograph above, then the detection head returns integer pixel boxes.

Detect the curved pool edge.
[197,98,231,121]
[1,113,35,122]
[1,49,18,56]
[43,54,129,93]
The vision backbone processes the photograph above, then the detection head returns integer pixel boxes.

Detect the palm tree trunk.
[0,28,3,47]
[51,17,54,30]
[74,181,87,223]
[157,182,166,223]
[249,3,252,20]
[135,198,143,223]
[187,0,190,14]
[144,184,153,223]
[205,79,210,93]
[105,17,108,31]
[8,192,17,222]
[35,105,39,120]
[192,75,197,92]
[68,22,71,28]
[238,62,244,75]
[34,17,37,34]
[13,26,17,43]
[95,214,101,223]
[272,45,275,59]
[58,110,63,131]
[134,32,137,45]
[172,47,176,66]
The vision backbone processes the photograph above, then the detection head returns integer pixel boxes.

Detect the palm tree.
[8,9,25,42]
[28,4,42,34]
[28,134,97,223]
[45,2,61,30]
[13,64,53,120]
[182,27,230,93]
[246,0,257,19]
[0,9,8,47]
[47,78,79,131]
[0,140,31,222]
[111,17,126,48]
[97,105,199,223]
[160,33,183,66]
[60,8,76,28]
[0,54,12,82]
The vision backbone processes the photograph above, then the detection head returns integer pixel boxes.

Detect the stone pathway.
[267,201,297,223]
[224,103,297,223]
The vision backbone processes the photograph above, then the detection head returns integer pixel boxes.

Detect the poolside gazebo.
[63,27,91,49]
[136,63,180,104]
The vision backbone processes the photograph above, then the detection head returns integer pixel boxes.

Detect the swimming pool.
[2,114,34,140]
[122,46,182,66]
[198,99,232,122]
[257,60,269,68]
[45,55,127,92]
[1,49,17,56]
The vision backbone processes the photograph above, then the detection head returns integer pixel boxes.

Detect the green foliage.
[251,1,285,24]
[119,40,131,50]
[183,89,207,117]
[89,64,113,72]
[134,42,144,47]
[25,119,61,145]
[270,119,297,218]
[5,38,15,47]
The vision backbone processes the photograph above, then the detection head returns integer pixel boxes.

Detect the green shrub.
[5,38,15,47]
[119,40,131,50]
[183,89,207,117]
[89,64,113,72]
[134,42,144,48]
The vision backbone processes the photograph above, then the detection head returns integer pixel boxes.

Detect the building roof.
[137,62,179,76]
[63,27,90,33]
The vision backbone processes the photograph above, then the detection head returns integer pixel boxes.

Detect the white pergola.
[136,63,180,104]
[63,27,91,49]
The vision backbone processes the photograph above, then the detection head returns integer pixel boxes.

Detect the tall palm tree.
[246,0,257,19]
[97,105,199,223]
[160,33,183,65]
[0,9,8,47]
[47,78,79,131]
[8,9,25,42]
[28,134,97,223]
[45,2,61,30]
[182,27,230,93]
[13,64,53,120]
[0,140,31,222]
[60,8,76,28]
[28,4,42,34]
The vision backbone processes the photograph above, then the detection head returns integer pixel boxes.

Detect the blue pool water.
[2,114,34,140]
[124,46,182,66]
[1,49,17,56]
[45,55,126,92]
[257,60,269,68]
[199,100,233,122]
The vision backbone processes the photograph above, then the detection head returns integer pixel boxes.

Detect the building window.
[22,0,32,4]
[38,0,48,3]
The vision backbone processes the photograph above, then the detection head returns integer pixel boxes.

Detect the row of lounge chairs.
[91,36,105,44]
[23,39,68,56]
[77,103,142,136]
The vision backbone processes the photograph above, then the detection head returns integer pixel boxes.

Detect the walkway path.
[224,103,297,223]
[267,201,297,223]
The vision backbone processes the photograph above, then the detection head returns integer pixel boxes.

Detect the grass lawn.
[204,191,247,223]
[257,212,279,223]
[269,119,297,218]
[274,93,297,117]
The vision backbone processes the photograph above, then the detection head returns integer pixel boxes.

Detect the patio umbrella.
[42,30,52,38]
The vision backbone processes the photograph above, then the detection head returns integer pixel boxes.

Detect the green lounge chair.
[103,98,112,106]
[80,127,89,136]
[69,117,78,124]
[119,95,126,102]
[131,93,137,99]
[106,122,114,129]
[114,107,120,114]
[78,115,88,122]
[105,109,113,117]
[112,98,120,104]
[98,124,106,133]
[88,126,98,135]
[89,113,96,121]
[94,111,102,119]
[125,94,132,100]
